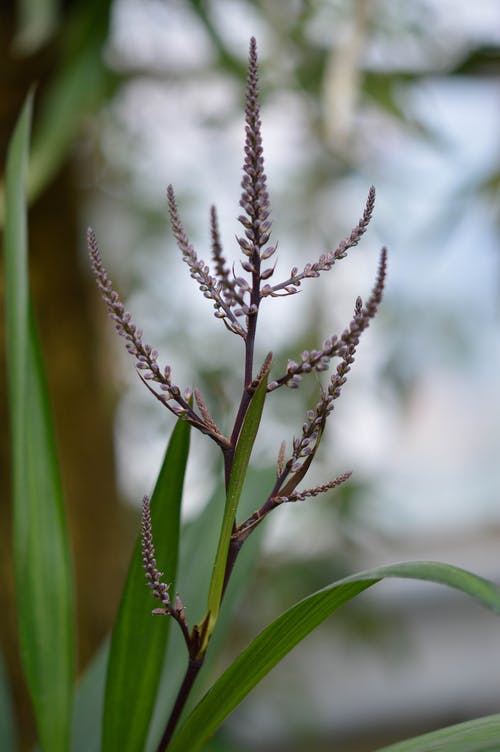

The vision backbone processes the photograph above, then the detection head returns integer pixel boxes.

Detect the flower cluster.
[262,185,376,298]
[88,228,230,448]
[167,186,247,337]
[88,37,386,655]
[141,496,191,641]
[287,247,387,473]
[141,495,170,612]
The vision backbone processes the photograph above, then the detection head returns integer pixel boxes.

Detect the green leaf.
[375,712,500,752]
[101,418,190,752]
[72,640,108,752]
[205,373,268,638]
[169,561,500,752]
[4,93,74,751]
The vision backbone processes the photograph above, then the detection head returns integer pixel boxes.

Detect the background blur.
[1,1,500,750]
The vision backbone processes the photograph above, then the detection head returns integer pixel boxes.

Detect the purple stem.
[156,657,205,752]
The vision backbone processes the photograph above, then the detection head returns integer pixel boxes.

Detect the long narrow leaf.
[169,561,500,752]
[4,94,74,751]
[72,640,109,752]
[206,374,268,636]
[101,419,190,751]
[375,712,500,752]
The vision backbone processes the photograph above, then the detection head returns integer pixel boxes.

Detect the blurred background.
[1,1,500,750]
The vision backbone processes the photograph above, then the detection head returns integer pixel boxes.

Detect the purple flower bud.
[261,245,276,260]
[238,215,252,228]
[260,267,274,279]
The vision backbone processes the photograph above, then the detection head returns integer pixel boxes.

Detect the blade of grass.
[205,374,268,639]
[102,419,190,752]
[375,712,500,752]
[4,93,74,752]
[169,561,500,752]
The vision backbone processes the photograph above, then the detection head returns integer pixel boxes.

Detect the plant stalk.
[157,656,205,751]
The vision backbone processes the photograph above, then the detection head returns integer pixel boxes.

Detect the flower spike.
[272,471,352,504]
[237,37,272,263]
[210,206,245,309]
[87,227,230,448]
[167,185,246,338]
[141,495,170,612]
[262,186,376,298]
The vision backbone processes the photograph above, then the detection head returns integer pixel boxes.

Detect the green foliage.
[375,712,500,752]
[4,93,74,752]
[71,641,108,752]
[168,562,500,752]
[102,419,190,751]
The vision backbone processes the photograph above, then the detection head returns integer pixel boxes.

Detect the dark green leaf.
[4,93,74,752]
[101,419,190,751]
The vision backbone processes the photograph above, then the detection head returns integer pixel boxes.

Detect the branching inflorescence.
[88,36,386,751]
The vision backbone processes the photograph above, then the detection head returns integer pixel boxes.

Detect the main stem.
[157,656,205,752]
[159,312,260,749]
